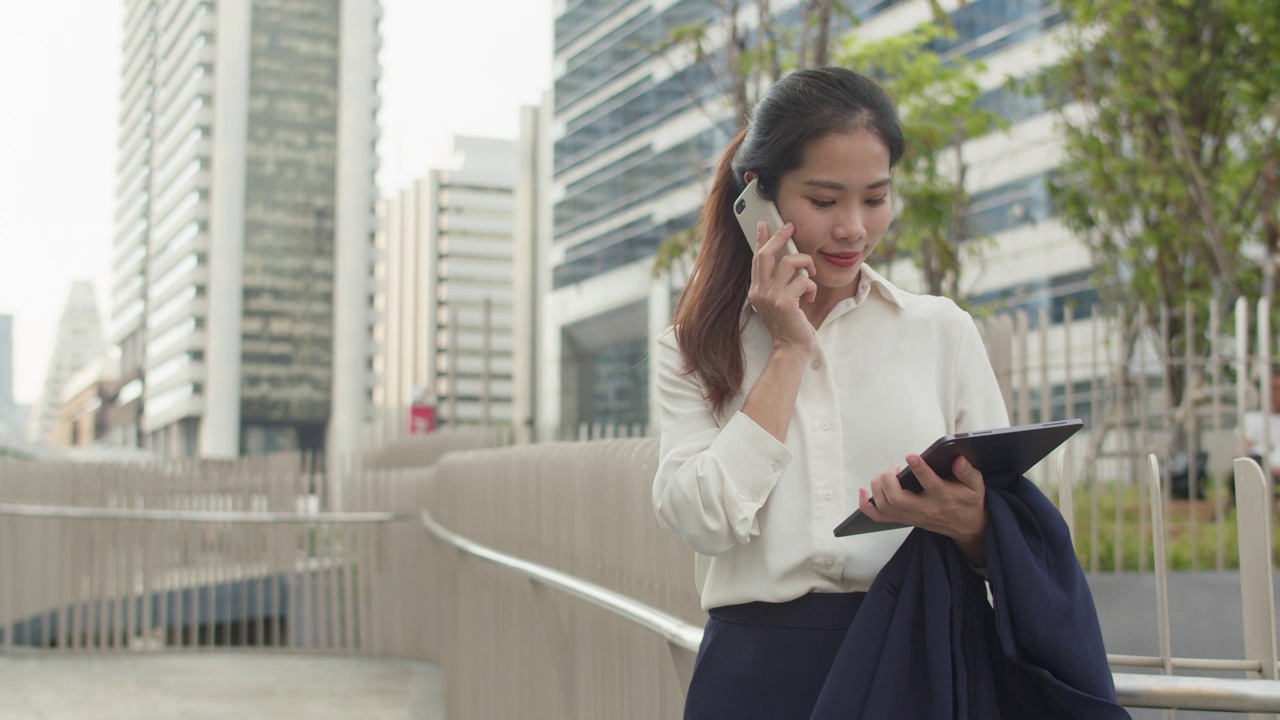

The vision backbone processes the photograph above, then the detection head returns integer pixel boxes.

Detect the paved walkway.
[0,653,446,719]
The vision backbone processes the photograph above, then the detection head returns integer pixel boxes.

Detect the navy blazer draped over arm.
[810,473,1130,719]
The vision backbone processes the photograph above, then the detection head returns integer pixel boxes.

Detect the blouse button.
[819,420,831,431]
[811,359,822,370]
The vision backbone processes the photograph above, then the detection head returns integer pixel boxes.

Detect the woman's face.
[768,130,893,297]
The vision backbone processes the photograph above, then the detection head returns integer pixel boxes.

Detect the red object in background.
[409,402,437,435]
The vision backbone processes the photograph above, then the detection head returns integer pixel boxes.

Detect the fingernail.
[957,458,969,471]
[784,222,794,231]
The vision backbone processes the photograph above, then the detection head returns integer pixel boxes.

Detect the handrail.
[418,510,1280,713]
[419,510,704,653]
[0,502,414,524]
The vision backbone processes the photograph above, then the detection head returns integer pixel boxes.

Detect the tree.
[1048,0,1280,411]
[651,4,1002,296]
[837,24,1004,298]
[649,0,858,278]
[652,0,857,134]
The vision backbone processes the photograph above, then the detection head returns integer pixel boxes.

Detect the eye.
[866,196,888,207]
[810,198,836,208]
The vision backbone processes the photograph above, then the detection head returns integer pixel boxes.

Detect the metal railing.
[423,503,1280,712]
[415,455,1280,714]
[0,504,411,655]
[4,435,1280,718]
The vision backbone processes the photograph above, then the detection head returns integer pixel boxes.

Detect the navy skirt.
[684,592,866,720]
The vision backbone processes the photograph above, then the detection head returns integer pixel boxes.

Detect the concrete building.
[52,355,121,448]
[372,137,517,439]
[24,282,106,445]
[512,101,554,443]
[110,0,381,459]
[538,0,1097,435]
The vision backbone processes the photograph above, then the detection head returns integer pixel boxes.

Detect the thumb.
[952,456,983,490]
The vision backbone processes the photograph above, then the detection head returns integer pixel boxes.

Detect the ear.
[744,171,758,185]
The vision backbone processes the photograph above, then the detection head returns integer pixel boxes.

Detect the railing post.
[1147,454,1176,720]
[528,579,578,719]
[1057,451,1074,544]
[1258,297,1274,498]
[1234,458,1278,714]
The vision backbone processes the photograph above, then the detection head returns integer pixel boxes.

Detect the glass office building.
[112,0,380,458]
[541,0,1095,434]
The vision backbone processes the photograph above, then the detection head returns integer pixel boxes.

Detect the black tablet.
[832,419,1084,537]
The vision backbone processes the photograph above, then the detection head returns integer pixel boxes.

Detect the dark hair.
[673,67,904,414]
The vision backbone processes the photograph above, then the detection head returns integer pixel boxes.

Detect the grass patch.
[1048,478,1280,572]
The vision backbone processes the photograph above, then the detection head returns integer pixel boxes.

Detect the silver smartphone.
[733,178,807,278]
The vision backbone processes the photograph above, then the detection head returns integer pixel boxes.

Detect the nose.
[833,206,867,242]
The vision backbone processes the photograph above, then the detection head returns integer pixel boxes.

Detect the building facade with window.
[372,137,518,439]
[111,0,380,459]
[538,0,1097,435]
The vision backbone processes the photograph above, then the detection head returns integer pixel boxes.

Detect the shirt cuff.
[713,410,793,508]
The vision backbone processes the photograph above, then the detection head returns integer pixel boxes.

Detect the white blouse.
[652,266,1010,610]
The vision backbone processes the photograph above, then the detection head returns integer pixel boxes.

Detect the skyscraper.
[111,0,380,459]
[373,137,517,438]
[25,282,106,445]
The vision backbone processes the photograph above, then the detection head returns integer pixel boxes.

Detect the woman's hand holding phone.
[747,220,818,354]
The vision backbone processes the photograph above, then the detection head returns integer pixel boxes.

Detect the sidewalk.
[0,653,446,719]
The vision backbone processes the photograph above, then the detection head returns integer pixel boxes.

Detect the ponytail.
[673,129,754,415]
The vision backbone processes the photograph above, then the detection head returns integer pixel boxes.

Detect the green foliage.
[838,24,1006,298]
[651,11,1003,291]
[652,225,702,278]
[1047,0,1280,404]
[1055,479,1280,571]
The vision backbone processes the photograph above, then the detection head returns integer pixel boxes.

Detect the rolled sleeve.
[954,317,1011,432]
[652,332,792,556]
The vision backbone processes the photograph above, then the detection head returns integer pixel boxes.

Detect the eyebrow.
[803,178,892,191]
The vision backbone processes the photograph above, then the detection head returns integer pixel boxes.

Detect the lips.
[820,251,861,269]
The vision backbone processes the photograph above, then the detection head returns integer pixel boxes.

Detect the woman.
[651,68,1122,719]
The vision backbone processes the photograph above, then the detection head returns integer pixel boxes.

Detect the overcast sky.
[0,0,552,405]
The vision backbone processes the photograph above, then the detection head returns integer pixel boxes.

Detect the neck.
[804,271,863,328]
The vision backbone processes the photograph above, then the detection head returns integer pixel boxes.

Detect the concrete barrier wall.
[424,438,702,719]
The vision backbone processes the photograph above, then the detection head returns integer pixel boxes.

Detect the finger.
[906,453,949,495]
[750,222,770,287]
[777,252,816,277]
[760,222,795,258]
[777,256,817,296]
[858,487,885,519]
[873,466,904,509]
[951,456,984,492]
[784,276,819,307]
